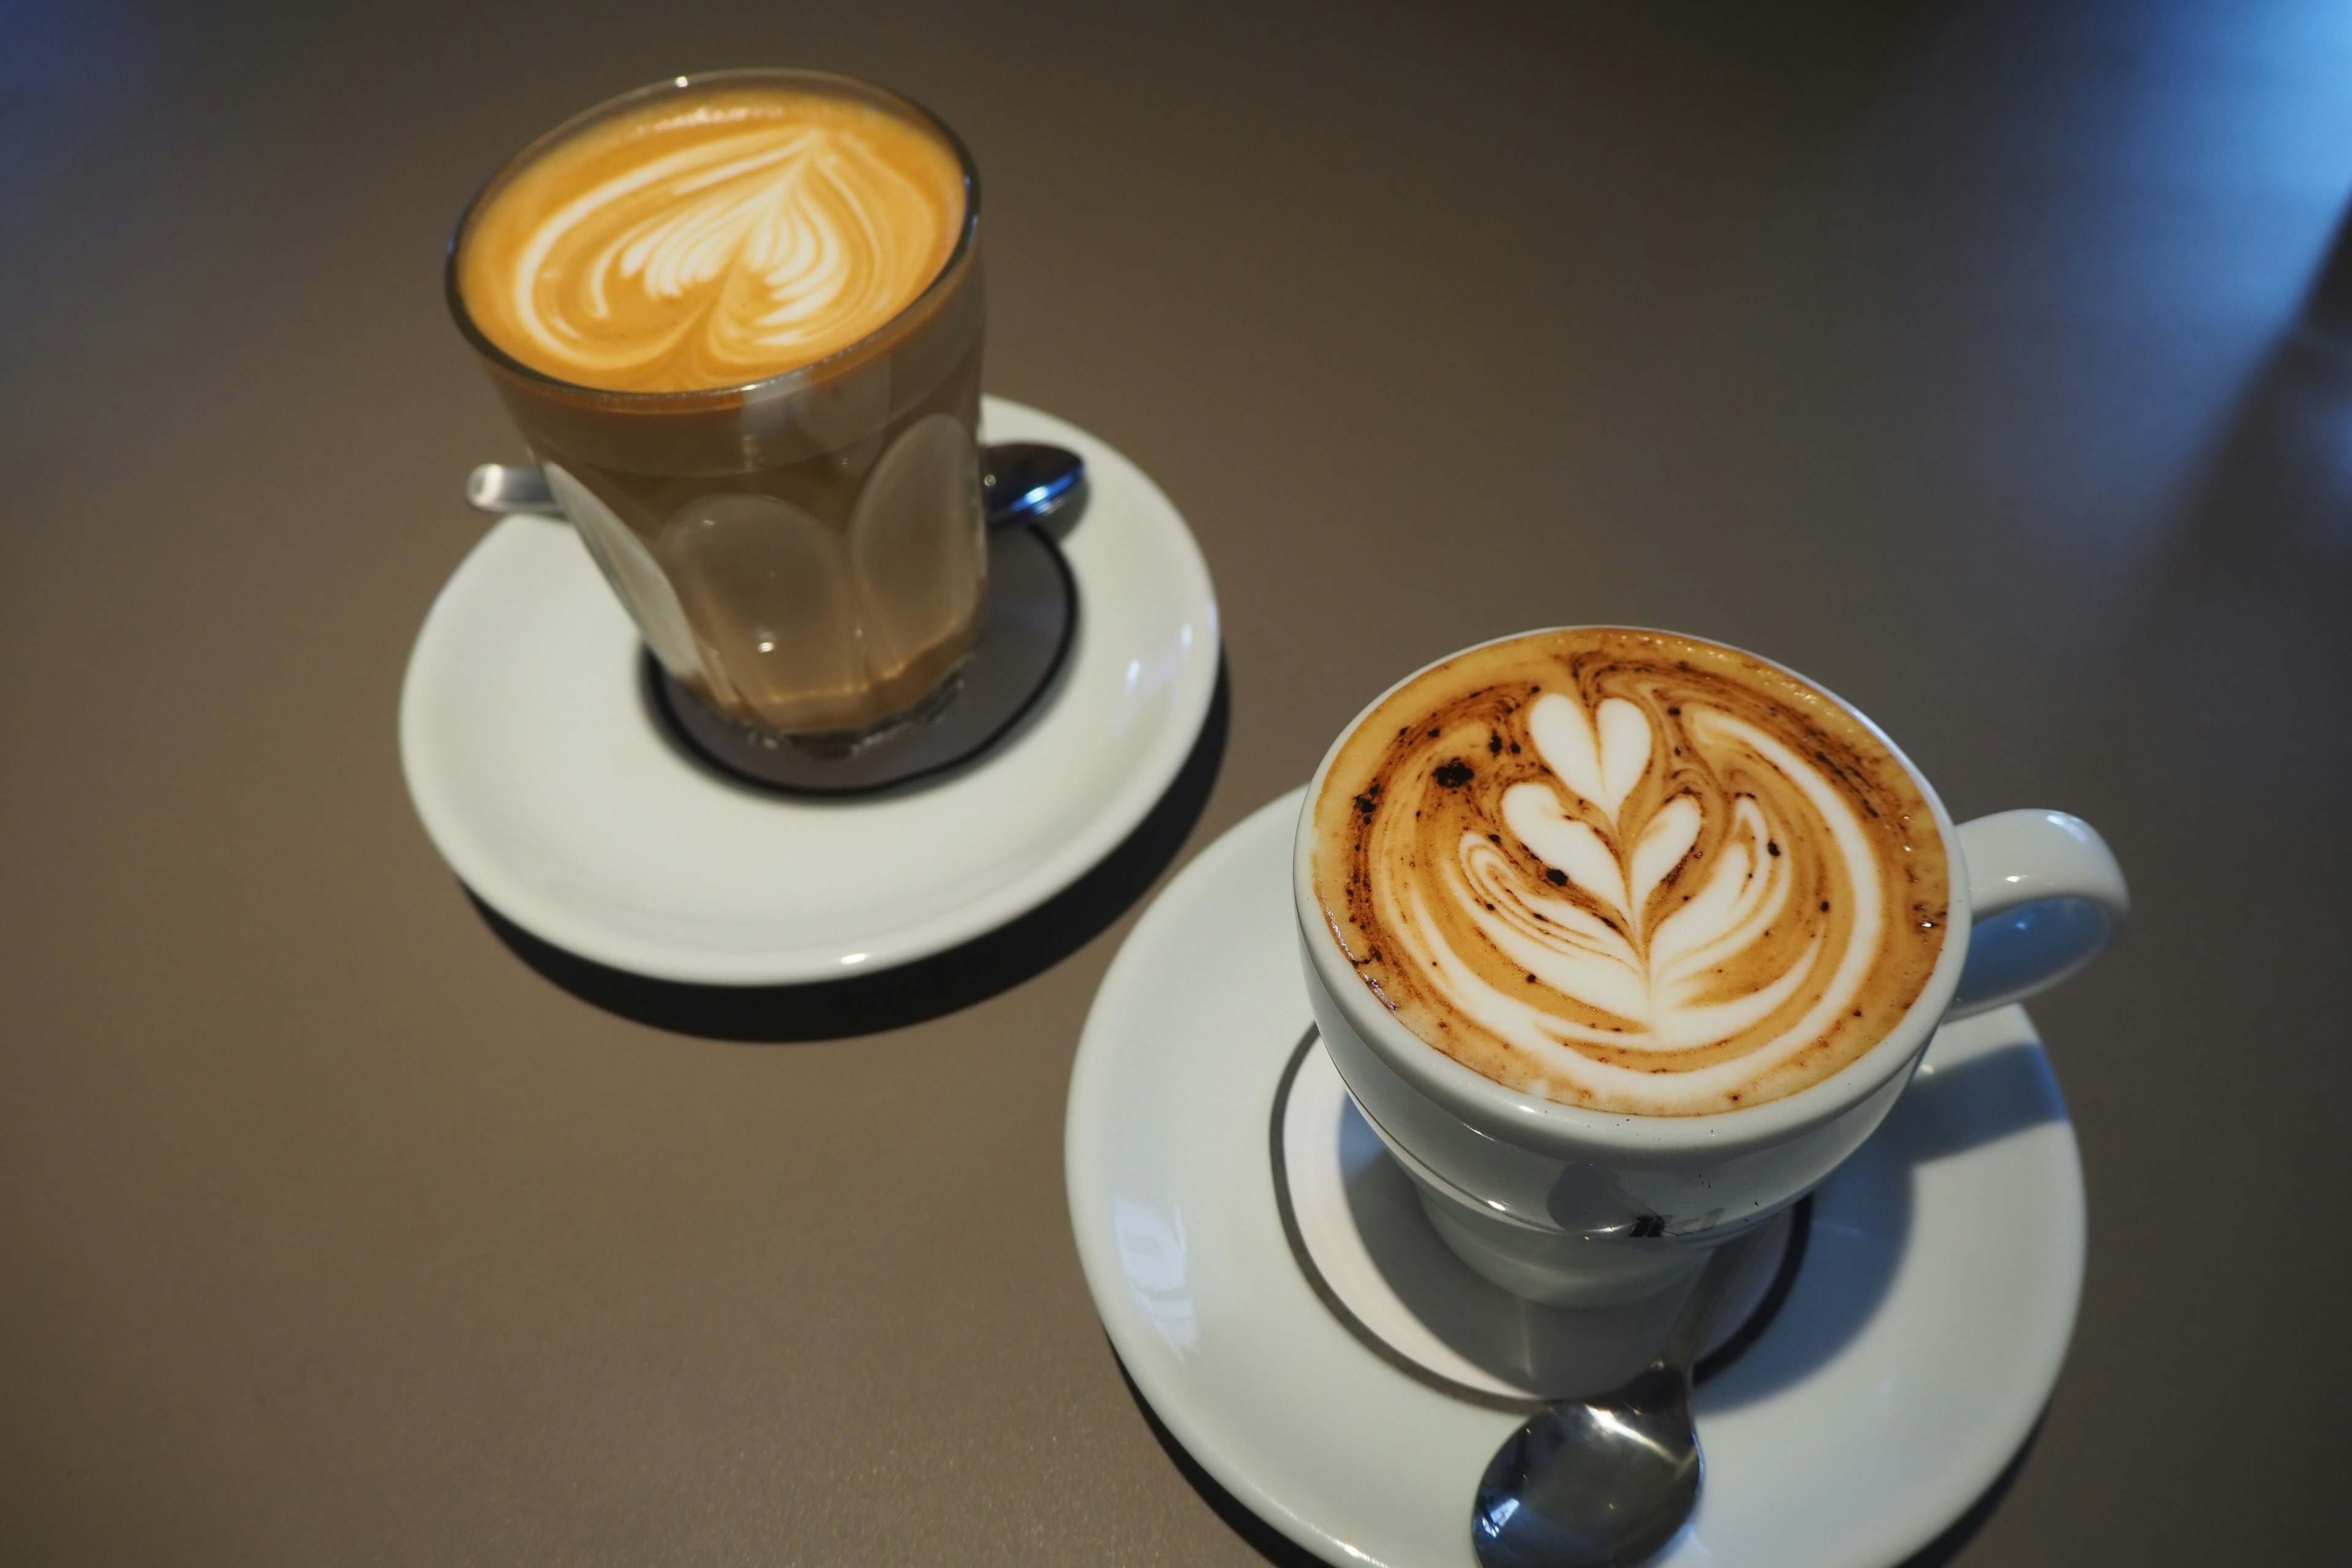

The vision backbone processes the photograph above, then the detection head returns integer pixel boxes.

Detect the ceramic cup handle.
[1945,809,2130,1019]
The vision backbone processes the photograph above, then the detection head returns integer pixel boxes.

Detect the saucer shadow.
[1698,1031,2068,1412]
[467,656,1229,1041]
[1113,1352,2043,1568]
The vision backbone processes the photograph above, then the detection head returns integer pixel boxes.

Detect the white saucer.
[399,398,1219,985]
[1066,790,2084,1568]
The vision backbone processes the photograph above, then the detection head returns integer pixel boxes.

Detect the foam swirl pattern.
[1311,630,1951,1115]
[459,87,965,394]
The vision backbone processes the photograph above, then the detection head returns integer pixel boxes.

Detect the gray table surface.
[4,0,2346,1561]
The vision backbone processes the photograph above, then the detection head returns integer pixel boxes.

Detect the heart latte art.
[1310,630,1951,1115]
[458,85,967,394]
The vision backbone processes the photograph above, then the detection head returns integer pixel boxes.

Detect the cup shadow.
[1698,1026,2069,1412]
[1333,1096,1806,1401]
[466,655,1229,1041]
[1308,1021,2067,1415]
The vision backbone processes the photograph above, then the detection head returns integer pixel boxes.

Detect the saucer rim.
[398,396,1219,984]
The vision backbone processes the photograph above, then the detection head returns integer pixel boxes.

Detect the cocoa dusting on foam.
[1311,629,1950,1116]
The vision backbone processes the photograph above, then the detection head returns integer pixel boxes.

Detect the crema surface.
[459,86,965,394]
[1311,629,1951,1116]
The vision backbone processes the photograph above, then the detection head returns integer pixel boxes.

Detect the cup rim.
[1292,625,1974,1160]
[443,67,982,407]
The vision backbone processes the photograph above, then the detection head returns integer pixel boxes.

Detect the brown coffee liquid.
[1310,629,1951,1116]
[451,77,987,740]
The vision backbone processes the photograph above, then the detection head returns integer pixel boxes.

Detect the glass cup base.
[646,523,1076,797]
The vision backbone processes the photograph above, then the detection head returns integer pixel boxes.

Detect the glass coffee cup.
[1294,627,2130,1307]
[447,69,987,754]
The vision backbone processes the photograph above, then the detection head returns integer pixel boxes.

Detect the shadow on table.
[2114,196,2352,823]
[467,657,1229,1041]
[1118,1354,2043,1568]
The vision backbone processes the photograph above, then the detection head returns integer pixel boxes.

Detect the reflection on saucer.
[1272,1030,1805,1408]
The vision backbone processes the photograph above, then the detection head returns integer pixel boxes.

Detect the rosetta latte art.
[460,87,965,393]
[1311,630,1950,1115]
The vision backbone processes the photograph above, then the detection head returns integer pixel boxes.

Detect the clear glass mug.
[447,69,989,752]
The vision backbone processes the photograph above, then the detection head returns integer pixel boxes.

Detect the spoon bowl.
[1470,1227,1771,1568]
[1471,1360,1700,1568]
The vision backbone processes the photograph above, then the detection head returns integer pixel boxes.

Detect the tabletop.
[4,1,2347,1562]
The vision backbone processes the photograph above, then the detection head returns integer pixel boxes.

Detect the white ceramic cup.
[1293,631,2128,1307]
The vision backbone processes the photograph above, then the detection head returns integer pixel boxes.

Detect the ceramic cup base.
[1274,1027,1807,1409]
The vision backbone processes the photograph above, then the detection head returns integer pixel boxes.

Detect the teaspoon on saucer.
[1471,1226,1773,1568]
[464,442,1087,532]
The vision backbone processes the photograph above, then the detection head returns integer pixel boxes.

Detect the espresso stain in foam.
[1311,629,1950,1117]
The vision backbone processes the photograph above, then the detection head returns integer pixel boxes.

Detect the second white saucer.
[1067,789,2085,1568]
[399,397,1220,985]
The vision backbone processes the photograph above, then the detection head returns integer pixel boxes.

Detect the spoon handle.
[1658,1224,1777,1371]
[464,444,1086,532]
[466,462,555,514]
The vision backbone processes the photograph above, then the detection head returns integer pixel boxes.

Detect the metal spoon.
[1471,1226,1773,1568]
[464,462,557,515]
[978,442,1085,531]
[465,442,1087,532]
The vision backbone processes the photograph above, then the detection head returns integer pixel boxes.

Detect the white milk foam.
[1391,696,1882,1111]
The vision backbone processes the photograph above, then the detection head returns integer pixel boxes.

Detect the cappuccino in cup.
[1295,627,2127,1305]
[1307,627,1951,1116]
[450,71,987,747]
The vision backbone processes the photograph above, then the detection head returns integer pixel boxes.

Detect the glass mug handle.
[1946,809,2131,1019]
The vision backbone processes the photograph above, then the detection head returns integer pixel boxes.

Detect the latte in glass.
[448,71,987,748]
[1308,627,1952,1116]
[458,85,966,394]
